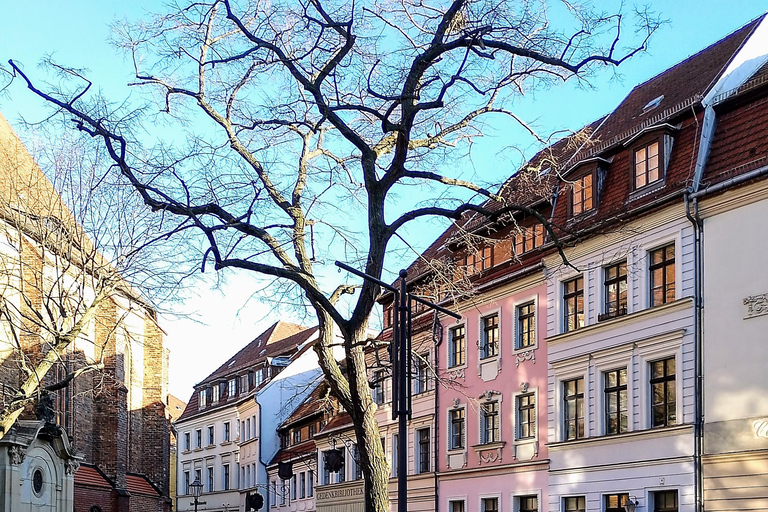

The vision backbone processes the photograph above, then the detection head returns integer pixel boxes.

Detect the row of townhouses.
[175,16,768,512]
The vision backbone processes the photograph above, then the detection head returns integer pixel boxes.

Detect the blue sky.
[1,2,766,399]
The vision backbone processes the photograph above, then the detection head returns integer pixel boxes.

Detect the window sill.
[567,208,598,224]
[548,423,692,450]
[447,363,468,371]
[547,297,692,345]
[471,441,505,451]
[628,179,665,201]
[221,441,232,446]
[193,447,204,452]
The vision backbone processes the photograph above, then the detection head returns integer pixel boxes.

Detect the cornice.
[546,298,692,346]
[697,178,768,218]
[548,424,692,452]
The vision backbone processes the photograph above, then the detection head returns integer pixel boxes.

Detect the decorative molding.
[65,459,80,475]
[753,418,768,439]
[515,349,535,368]
[447,368,465,382]
[744,294,768,319]
[8,445,25,465]
[471,441,505,465]
[477,390,501,401]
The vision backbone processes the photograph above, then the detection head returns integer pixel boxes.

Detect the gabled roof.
[74,464,113,489]
[178,321,317,422]
[201,321,308,384]
[391,15,765,294]
[278,381,328,431]
[126,473,162,497]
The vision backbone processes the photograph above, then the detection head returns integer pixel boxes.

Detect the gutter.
[683,161,768,512]
[254,395,270,510]
[432,311,442,512]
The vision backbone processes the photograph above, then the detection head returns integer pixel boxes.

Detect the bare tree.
[7,0,660,509]
[0,125,178,438]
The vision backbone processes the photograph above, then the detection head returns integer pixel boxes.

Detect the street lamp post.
[190,478,204,512]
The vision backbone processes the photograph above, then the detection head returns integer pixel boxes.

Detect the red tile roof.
[74,464,113,489]
[269,439,317,465]
[388,15,765,297]
[178,321,317,422]
[126,473,162,496]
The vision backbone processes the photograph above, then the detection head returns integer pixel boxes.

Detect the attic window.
[228,360,236,367]
[642,95,664,113]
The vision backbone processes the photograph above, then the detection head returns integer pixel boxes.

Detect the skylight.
[643,95,664,113]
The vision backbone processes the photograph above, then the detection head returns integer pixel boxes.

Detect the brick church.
[0,112,172,512]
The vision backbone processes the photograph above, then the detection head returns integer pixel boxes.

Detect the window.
[517,394,536,440]
[450,408,465,450]
[184,471,190,495]
[196,429,202,449]
[353,444,362,480]
[605,494,630,512]
[516,302,536,349]
[308,423,316,438]
[650,244,675,306]
[228,378,237,398]
[651,357,676,427]
[195,469,201,490]
[480,314,499,359]
[634,140,660,188]
[481,401,499,444]
[449,500,466,512]
[413,354,429,394]
[184,432,190,451]
[572,173,594,216]
[462,245,493,275]
[448,325,466,367]
[293,429,301,444]
[207,426,215,446]
[223,464,230,491]
[271,480,277,507]
[308,470,314,497]
[605,368,628,435]
[291,474,297,500]
[417,428,430,473]
[212,383,221,403]
[563,378,585,440]
[240,374,249,394]
[206,466,214,492]
[564,497,586,512]
[514,224,545,256]
[601,261,627,320]
[300,472,306,499]
[199,389,208,408]
[519,495,538,512]
[392,434,399,476]
[482,497,499,512]
[254,368,264,388]
[563,277,584,332]
[280,432,289,449]
[372,370,386,404]
[280,481,286,505]
[654,490,678,512]
[223,422,230,442]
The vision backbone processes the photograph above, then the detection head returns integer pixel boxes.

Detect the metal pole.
[397,270,408,512]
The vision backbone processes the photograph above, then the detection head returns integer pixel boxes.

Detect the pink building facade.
[438,273,549,512]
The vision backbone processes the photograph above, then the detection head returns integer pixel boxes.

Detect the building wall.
[545,208,696,512]
[701,182,768,511]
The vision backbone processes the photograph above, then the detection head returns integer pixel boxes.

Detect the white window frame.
[636,330,684,430]
[478,309,502,361]
[447,320,467,369]
[559,271,587,334]
[512,387,538,443]
[593,346,634,436]
[512,294,539,353]
[415,427,431,474]
[639,234,682,310]
[477,394,503,445]
[447,404,466,452]
[510,489,542,512]
[446,496,468,512]
[478,493,501,512]
[551,356,590,442]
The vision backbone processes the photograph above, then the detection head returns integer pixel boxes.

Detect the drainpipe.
[432,311,443,512]
[254,396,270,511]
[684,192,703,512]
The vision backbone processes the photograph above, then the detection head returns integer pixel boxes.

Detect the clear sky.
[1,1,766,401]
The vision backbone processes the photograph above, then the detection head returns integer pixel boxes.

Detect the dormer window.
[634,140,660,189]
[513,224,544,256]
[463,245,493,275]
[571,172,594,216]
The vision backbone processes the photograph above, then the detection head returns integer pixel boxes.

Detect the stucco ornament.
[744,293,768,319]
[8,445,26,465]
[65,458,80,475]
[515,349,536,368]
[753,418,768,439]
